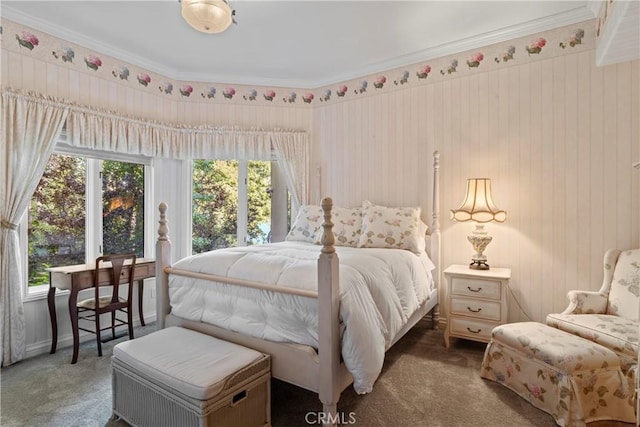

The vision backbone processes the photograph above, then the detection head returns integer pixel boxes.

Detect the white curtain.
[0,89,309,366]
[271,131,310,208]
[1,91,68,366]
[66,109,272,160]
[67,106,310,206]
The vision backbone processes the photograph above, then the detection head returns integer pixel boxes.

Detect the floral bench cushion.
[482,322,635,426]
[546,313,638,360]
[489,322,620,372]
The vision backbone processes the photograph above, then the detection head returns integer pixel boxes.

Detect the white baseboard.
[25,313,156,360]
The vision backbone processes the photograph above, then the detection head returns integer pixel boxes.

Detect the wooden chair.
[76,254,137,359]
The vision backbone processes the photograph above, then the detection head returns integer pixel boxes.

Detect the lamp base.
[467,224,492,270]
[469,260,490,270]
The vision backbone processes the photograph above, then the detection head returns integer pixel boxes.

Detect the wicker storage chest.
[112,326,271,427]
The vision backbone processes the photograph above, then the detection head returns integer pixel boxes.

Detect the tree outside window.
[28,154,146,287]
[102,160,145,257]
[28,155,86,286]
[192,160,272,254]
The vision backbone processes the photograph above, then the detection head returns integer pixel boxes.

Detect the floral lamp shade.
[181,0,235,34]
[451,178,506,270]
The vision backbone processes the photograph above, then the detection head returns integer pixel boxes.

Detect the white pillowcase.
[285,205,323,243]
[316,206,362,247]
[357,200,424,253]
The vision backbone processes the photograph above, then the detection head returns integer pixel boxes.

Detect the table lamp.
[451,178,506,270]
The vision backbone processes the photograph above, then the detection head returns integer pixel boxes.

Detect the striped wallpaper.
[313,50,639,322]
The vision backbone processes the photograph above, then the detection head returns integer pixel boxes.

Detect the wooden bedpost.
[156,202,171,330]
[318,197,340,427]
[430,151,442,329]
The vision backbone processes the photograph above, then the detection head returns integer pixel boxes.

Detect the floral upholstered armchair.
[546,248,639,411]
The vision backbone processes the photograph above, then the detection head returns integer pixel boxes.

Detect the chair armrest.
[561,290,608,314]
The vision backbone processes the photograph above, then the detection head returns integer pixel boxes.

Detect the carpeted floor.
[0,320,634,427]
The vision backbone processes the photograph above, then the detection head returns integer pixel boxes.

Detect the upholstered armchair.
[546,248,639,411]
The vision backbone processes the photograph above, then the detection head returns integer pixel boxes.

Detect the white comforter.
[169,241,436,393]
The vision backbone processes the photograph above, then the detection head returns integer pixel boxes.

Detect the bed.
[155,151,441,424]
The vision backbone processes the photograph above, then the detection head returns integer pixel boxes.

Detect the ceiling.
[2,1,596,88]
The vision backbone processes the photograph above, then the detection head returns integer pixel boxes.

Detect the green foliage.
[247,161,271,245]
[29,155,273,285]
[192,160,239,253]
[102,160,145,257]
[28,155,146,286]
[192,160,272,253]
[28,155,86,285]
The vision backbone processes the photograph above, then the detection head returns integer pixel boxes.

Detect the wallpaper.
[1,18,594,107]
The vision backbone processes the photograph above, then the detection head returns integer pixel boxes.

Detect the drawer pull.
[231,390,248,406]
[467,286,482,292]
[467,307,482,313]
[467,327,482,334]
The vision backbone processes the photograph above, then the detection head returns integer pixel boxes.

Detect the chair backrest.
[606,248,640,321]
[94,254,137,305]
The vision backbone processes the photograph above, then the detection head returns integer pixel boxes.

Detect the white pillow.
[285,205,323,243]
[357,200,423,253]
[316,206,362,247]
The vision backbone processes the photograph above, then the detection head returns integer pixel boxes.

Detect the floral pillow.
[316,206,362,247]
[357,201,423,253]
[285,205,323,243]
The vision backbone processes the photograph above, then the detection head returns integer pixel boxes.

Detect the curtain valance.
[2,88,307,162]
[65,109,277,161]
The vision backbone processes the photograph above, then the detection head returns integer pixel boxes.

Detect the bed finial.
[320,197,335,254]
[158,202,169,242]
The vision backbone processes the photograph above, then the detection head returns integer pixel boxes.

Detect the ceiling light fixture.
[180,0,236,34]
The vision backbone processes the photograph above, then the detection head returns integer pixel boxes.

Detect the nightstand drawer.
[450,296,501,321]
[449,317,499,342]
[451,277,501,300]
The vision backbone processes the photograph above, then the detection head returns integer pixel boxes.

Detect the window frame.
[21,143,154,300]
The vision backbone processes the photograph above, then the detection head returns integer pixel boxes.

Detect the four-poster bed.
[155,151,442,422]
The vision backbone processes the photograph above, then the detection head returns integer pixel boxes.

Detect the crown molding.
[1,4,596,89]
[309,6,596,88]
[595,0,640,66]
[586,0,603,17]
[2,5,182,82]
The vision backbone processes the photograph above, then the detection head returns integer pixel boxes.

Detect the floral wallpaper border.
[1,18,595,107]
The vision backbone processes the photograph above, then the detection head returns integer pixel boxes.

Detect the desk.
[47,258,155,364]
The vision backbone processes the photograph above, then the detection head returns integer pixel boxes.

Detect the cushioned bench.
[112,326,271,427]
[481,322,635,426]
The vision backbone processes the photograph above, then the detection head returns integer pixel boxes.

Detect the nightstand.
[443,264,511,348]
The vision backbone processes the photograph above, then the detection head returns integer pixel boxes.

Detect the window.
[25,147,151,294]
[192,159,239,252]
[28,154,87,286]
[191,159,288,254]
[102,160,145,256]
